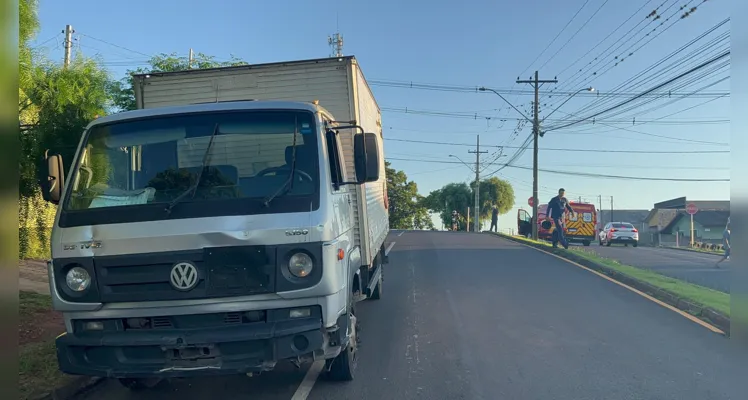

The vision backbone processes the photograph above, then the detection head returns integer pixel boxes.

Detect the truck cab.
[38,100,386,387]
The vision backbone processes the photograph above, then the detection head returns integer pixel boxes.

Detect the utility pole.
[188,48,194,69]
[468,135,488,233]
[598,195,603,224]
[517,71,557,240]
[63,25,74,68]
[610,196,614,223]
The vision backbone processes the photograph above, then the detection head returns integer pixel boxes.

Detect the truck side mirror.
[353,132,380,184]
[40,151,64,204]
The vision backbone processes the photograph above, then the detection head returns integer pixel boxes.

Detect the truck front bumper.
[56,309,332,378]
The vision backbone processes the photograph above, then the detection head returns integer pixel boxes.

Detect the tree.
[423,182,473,228]
[19,0,40,123]
[18,0,112,258]
[386,162,434,230]
[108,52,248,111]
[424,177,515,229]
[475,176,515,218]
[21,56,111,197]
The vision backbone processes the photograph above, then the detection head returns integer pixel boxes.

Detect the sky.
[29,0,731,230]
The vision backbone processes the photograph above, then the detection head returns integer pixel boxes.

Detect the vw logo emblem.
[170,262,198,291]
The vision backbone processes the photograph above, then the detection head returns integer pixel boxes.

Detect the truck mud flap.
[365,263,382,297]
[382,243,394,264]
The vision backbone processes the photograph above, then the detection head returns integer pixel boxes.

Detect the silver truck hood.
[51,212,328,258]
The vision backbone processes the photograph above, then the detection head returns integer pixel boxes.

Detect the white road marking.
[386,241,396,255]
[291,360,325,400]
[397,231,405,237]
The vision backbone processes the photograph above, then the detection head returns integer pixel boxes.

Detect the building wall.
[671,217,723,243]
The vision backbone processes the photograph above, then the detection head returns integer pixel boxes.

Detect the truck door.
[517,209,532,237]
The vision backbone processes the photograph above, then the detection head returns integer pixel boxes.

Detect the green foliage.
[386,162,434,230]
[475,176,515,217]
[20,56,111,197]
[424,177,515,229]
[18,0,39,101]
[19,193,54,259]
[108,52,248,111]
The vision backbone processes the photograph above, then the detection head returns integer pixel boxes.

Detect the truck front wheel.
[326,298,359,381]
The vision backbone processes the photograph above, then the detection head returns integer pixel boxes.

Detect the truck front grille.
[93,246,276,303]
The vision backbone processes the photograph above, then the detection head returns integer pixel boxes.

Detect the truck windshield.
[64,110,319,214]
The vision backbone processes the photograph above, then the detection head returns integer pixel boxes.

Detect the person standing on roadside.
[546,188,576,249]
[490,206,499,233]
[715,219,730,268]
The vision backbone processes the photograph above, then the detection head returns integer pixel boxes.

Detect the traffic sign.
[686,203,698,215]
[528,197,534,207]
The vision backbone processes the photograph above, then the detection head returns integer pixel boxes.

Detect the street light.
[448,154,474,171]
[541,87,595,124]
[477,87,532,123]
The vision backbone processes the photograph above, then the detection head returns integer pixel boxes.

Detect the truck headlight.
[288,253,313,278]
[65,266,91,292]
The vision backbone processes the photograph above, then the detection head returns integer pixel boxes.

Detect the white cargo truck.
[39,56,390,389]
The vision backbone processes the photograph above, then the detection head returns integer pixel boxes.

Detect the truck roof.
[87,100,333,129]
[131,56,358,78]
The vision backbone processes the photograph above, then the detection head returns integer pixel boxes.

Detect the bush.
[19,193,54,259]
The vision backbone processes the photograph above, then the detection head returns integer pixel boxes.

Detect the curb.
[29,377,104,400]
[661,246,722,257]
[491,233,731,336]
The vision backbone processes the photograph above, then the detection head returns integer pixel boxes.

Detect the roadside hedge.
[19,193,54,259]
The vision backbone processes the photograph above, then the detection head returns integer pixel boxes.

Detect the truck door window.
[325,129,344,188]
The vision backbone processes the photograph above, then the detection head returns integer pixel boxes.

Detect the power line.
[518,0,591,77]
[369,79,728,98]
[31,34,61,49]
[384,138,728,154]
[552,0,685,94]
[537,0,612,71]
[559,20,730,119]
[77,32,153,58]
[381,106,726,124]
[386,157,729,182]
[544,50,730,132]
[554,0,657,77]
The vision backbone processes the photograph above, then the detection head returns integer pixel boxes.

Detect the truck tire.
[326,297,359,381]
[118,378,161,391]
[582,241,591,247]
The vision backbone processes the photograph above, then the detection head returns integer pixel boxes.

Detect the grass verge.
[498,234,730,317]
[19,291,73,400]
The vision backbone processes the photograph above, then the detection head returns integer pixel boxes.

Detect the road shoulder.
[489,233,730,336]
[19,291,103,400]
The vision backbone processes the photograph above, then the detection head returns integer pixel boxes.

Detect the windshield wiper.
[263,131,298,208]
[164,123,220,215]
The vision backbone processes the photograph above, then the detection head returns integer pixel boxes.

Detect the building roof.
[653,197,729,211]
[599,209,650,225]
[131,56,357,78]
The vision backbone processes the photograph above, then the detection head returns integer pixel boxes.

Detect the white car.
[599,222,639,247]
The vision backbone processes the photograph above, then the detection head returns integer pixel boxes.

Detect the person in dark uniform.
[546,188,576,249]
[490,206,499,232]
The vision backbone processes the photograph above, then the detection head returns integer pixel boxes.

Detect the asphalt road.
[74,231,741,400]
[586,244,730,293]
